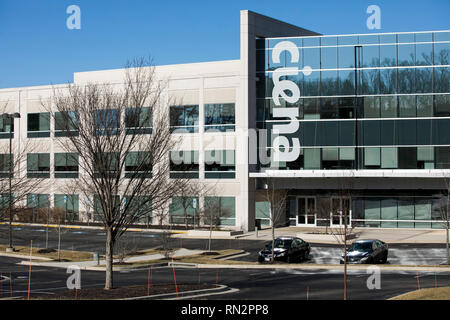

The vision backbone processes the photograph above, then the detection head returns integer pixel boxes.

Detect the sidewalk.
[2,221,448,244]
[232,227,449,244]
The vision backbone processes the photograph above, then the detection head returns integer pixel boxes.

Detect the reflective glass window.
[434,42,450,66]
[435,95,450,117]
[338,70,355,95]
[398,68,416,94]
[380,96,397,117]
[398,198,414,228]
[415,68,433,93]
[321,46,338,69]
[381,147,398,168]
[381,199,397,228]
[399,95,416,117]
[170,105,199,133]
[434,67,450,93]
[304,148,320,169]
[379,68,397,94]
[363,96,380,118]
[361,45,380,68]
[398,120,416,145]
[436,147,450,169]
[417,95,433,117]
[398,147,417,169]
[205,103,235,132]
[380,45,397,67]
[364,147,380,167]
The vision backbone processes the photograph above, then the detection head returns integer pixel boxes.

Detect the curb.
[0,222,188,234]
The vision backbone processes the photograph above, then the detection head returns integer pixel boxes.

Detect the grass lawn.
[391,286,450,300]
[0,244,93,262]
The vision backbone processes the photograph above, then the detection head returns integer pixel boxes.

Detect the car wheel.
[381,253,388,264]
[303,250,309,261]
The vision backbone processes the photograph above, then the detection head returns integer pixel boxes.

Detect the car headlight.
[359,256,370,262]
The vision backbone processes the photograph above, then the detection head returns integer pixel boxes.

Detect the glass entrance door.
[297,197,316,226]
[330,197,351,227]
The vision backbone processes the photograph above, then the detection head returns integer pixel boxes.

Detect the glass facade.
[257,31,450,170]
[258,30,450,229]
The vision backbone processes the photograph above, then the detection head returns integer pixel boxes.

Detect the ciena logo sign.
[270,40,303,163]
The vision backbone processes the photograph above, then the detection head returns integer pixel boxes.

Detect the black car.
[258,237,310,263]
[340,239,388,264]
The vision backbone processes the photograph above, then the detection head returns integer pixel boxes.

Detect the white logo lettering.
[270,41,301,164]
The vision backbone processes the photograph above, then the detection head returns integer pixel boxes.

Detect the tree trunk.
[58,224,61,261]
[446,223,449,265]
[105,227,115,290]
[343,212,348,300]
[271,225,275,264]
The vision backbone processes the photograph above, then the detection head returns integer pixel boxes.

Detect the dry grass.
[0,244,93,262]
[391,286,450,300]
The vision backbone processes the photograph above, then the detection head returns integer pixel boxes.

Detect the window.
[94,109,120,136]
[94,152,119,177]
[363,97,379,118]
[27,113,50,138]
[436,147,450,169]
[399,95,416,117]
[125,151,152,178]
[304,148,320,169]
[0,117,14,139]
[93,194,120,222]
[204,196,236,226]
[124,196,152,224]
[170,151,199,179]
[381,147,398,169]
[170,105,199,133]
[54,153,78,178]
[435,95,450,117]
[0,154,12,178]
[54,194,79,222]
[27,194,49,209]
[169,196,198,225]
[27,153,50,178]
[364,147,380,168]
[398,147,417,169]
[205,150,235,179]
[204,103,235,132]
[55,111,78,137]
[125,107,152,134]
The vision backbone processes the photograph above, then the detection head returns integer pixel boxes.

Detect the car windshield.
[266,239,292,250]
[348,242,373,252]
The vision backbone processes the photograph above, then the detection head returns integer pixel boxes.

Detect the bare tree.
[258,178,289,264]
[0,111,49,250]
[47,57,189,290]
[327,174,355,300]
[200,192,232,252]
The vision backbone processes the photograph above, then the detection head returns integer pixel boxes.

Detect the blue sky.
[0,0,449,89]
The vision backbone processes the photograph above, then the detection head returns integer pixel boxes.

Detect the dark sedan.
[258,236,310,263]
[340,239,388,264]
